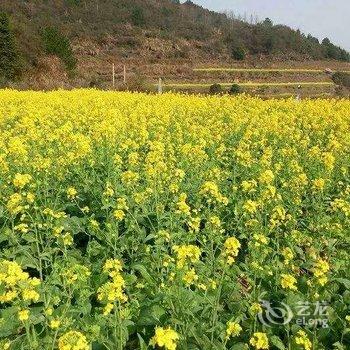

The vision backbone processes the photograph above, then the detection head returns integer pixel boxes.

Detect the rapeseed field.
[0,90,350,350]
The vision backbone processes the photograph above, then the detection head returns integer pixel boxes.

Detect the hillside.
[0,0,349,89]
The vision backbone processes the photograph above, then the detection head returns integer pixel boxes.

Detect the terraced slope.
[159,64,350,98]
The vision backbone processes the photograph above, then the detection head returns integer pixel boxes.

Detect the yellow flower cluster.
[312,178,325,191]
[150,327,179,350]
[18,309,30,321]
[295,330,312,350]
[250,302,263,315]
[250,332,269,349]
[281,274,298,291]
[199,181,228,205]
[173,245,201,268]
[103,259,123,277]
[0,340,11,349]
[176,193,191,216]
[67,187,77,200]
[7,193,25,215]
[282,247,294,264]
[225,321,242,339]
[313,259,330,286]
[0,260,40,305]
[331,198,350,217]
[113,197,129,221]
[223,237,241,265]
[62,264,91,285]
[259,170,275,185]
[58,331,89,350]
[13,173,32,189]
[252,233,269,247]
[182,268,199,286]
[97,259,127,315]
[243,200,259,214]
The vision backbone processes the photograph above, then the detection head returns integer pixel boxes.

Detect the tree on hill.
[41,27,77,72]
[322,38,350,61]
[262,17,273,27]
[0,12,21,82]
[131,6,145,26]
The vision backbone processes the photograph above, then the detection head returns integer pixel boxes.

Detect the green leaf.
[0,307,19,337]
[343,328,350,335]
[137,334,149,350]
[131,263,154,284]
[270,335,286,350]
[335,278,350,289]
[92,342,107,350]
[144,234,156,242]
[230,342,248,350]
[137,304,166,326]
[332,342,345,350]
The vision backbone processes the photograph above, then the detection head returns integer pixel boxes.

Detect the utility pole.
[158,78,163,94]
[112,63,115,89]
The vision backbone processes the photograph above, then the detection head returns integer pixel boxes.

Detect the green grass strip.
[193,68,350,73]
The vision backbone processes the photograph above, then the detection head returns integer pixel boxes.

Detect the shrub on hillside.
[231,44,246,60]
[41,27,77,72]
[229,84,241,95]
[126,73,152,92]
[332,72,350,88]
[209,83,223,95]
[131,7,145,27]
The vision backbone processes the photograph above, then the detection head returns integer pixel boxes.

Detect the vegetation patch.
[209,83,223,94]
[332,72,350,88]
[41,27,77,72]
[0,12,21,82]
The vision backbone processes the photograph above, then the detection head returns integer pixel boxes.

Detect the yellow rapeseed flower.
[67,187,77,200]
[281,274,298,291]
[295,330,312,350]
[18,309,29,322]
[150,327,179,350]
[58,331,89,350]
[250,332,269,349]
[13,173,32,189]
[223,237,241,265]
[173,245,201,268]
[49,319,61,329]
[225,321,242,339]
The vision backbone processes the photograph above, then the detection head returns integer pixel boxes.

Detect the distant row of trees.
[126,2,349,62]
[97,1,348,62]
[225,18,349,61]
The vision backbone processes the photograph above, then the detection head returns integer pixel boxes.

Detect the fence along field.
[0,89,350,350]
